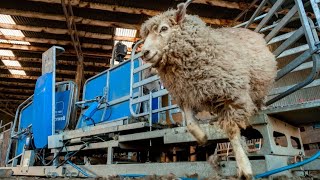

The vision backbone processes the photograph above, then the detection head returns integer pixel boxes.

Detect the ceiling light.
[115,28,137,37]
[9,69,26,75]
[0,14,16,25]
[0,49,15,56]
[2,59,21,67]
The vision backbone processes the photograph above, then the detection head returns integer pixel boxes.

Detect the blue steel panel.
[152,98,159,124]
[16,103,33,156]
[77,60,141,128]
[55,90,71,131]
[32,73,53,148]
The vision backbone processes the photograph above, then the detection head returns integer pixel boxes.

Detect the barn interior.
[0,0,319,179]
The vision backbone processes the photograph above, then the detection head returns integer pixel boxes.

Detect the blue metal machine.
[2,0,320,178]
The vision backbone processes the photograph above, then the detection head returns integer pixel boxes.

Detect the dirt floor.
[0,175,320,180]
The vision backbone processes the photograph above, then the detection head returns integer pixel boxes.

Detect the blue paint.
[152,97,159,124]
[32,73,53,148]
[55,90,71,131]
[16,103,33,155]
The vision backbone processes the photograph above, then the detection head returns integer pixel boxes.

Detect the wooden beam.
[28,0,250,14]
[0,43,111,57]
[0,23,140,42]
[192,0,249,10]
[0,7,238,29]
[0,94,30,100]
[0,108,14,117]
[0,23,112,40]
[0,56,109,68]
[0,73,68,81]
[0,65,97,76]
[0,8,140,29]
[0,87,34,94]
[0,81,35,88]
[0,35,113,50]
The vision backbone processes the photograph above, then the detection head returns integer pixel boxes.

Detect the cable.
[38,140,70,166]
[56,142,88,168]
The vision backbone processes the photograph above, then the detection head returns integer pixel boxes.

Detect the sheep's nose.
[143,50,150,57]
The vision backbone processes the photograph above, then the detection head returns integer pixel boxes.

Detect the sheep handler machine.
[0,0,320,179]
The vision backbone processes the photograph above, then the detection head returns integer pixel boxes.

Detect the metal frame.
[237,0,320,106]
[2,1,320,178]
[129,40,184,128]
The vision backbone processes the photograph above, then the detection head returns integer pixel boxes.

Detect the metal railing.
[129,40,184,127]
[237,0,320,106]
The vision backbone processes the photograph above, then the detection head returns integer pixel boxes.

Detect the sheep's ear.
[175,0,192,24]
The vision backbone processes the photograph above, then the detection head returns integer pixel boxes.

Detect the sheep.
[139,0,277,179]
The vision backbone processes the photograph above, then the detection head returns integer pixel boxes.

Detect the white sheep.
[140,0,277,179]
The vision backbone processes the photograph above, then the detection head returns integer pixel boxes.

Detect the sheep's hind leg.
[183,107,208,145]
[228,127,253,180]
[218,94,255,180]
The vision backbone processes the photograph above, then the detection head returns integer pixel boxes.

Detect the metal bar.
[151,105,179,114]
[129,40,144,117]
[52,140,118,152]
[278,44,309,59]
[131,89,169,104]
[254,0,286,32]
[232,0,259,24]
[276,50,312,81]
[268,31,296,45]
[265,5,298,42]
[267,53,320,105]
[273,27,304,57]
[5,96,33,165]
[311,0,320,29]
[260,23,278,32]
[295,0,317,51]
[291,61,313,72]
[133,63,152,74]
[107,147,113,165]
[132,75,160,89]
[234,14,267,28]
[62,122,147,140]
[244,0,269,28]
[270,77,320,96]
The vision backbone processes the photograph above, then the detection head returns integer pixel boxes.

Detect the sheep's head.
[140,0,193,67]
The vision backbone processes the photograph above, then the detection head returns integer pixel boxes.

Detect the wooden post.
[172,147,177,162]
[190,146,197,161]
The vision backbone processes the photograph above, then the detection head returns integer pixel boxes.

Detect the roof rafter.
[27,0,251,13]
[0,7,236,28]
[0,65,98,76]
[0,43,111,57]
[0,23,138,41]
[0,35,113,50]
[0,56,109,68]
[0,73,67,81]
[0,81,35,88]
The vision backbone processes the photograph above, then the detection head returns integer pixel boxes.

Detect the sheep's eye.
[160,26,168,33]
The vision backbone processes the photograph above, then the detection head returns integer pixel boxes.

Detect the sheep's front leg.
[183,107,208,145]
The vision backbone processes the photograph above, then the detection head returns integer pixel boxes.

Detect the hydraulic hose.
[255,151,320,179]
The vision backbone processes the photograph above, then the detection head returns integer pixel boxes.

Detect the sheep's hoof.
[197,134,208,146]
[239,170,253,180]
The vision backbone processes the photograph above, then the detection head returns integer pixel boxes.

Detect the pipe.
[255,151,320,179]
[66,160,93,178]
